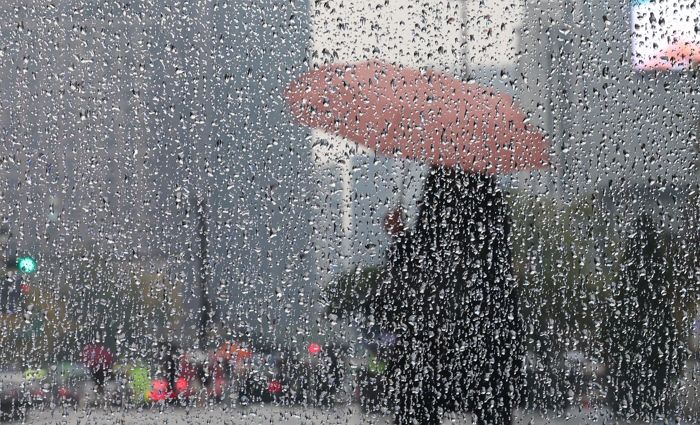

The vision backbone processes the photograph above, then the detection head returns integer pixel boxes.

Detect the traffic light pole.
[0,225,34,315]
[196,195,212,349]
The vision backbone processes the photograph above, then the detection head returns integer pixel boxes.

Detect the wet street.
[22,405,691,425]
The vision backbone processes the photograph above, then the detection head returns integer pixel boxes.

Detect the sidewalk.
[24,404,695,425]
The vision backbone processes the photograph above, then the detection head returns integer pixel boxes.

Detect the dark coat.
[375,166,523,425]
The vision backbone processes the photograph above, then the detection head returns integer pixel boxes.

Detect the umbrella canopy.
[81,344,113,372]
[285,60,549,174]
[643,40,700,70]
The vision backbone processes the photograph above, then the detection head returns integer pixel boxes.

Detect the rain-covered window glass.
[0,1,698,424]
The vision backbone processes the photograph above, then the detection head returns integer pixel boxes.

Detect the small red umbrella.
[81,344,113,372]
[285,60,549,174]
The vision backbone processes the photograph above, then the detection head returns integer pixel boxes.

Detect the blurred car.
[48,363,91,406]
[238,350,289,405]
[286,341,346,407]
[110,362,151,408]
[352,328,396,413]
[21,367,49,408]
[234,339,346,407]
[24,362,117,409]
[0,369,25,421]
[355,346,391,413]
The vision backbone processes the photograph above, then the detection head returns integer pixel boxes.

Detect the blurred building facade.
[0,0,317,349]
[309,0,700,274]
[0,0,697,352]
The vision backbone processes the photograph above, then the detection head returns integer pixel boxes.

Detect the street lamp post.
[196,195,212,350]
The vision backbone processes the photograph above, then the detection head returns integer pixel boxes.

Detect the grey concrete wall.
[0,0,696,351]
[0,0,317,347]
[517,0,699,200]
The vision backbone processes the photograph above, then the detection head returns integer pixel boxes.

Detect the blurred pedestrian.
[286,59,546,424]
[156,341,179,394]
[379,166,523,425]
[603,214,686,421]
[82,343,114,393]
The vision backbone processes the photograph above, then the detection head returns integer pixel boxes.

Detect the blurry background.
[0,0,697,418]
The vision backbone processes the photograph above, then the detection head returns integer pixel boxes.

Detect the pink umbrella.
[285,60,549,174]
[642,40,700,70]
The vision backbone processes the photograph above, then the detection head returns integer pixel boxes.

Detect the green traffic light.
[17,256,37,274]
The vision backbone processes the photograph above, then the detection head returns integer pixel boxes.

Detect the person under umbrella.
[286,59,548,424]
[82,343,114,393]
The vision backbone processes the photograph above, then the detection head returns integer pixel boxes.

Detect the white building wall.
[309,0,527,277]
